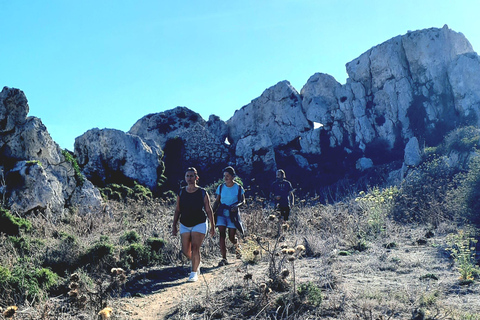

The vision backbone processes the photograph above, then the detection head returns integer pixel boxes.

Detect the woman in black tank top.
[172,167,215,282]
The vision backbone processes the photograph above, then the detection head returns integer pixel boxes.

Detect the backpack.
[214,183,245,235]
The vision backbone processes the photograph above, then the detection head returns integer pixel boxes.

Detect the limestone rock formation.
[117,26,480,191]
[74,128,163,189]
[0,87,103,216]
[129,107,230,186]
[228,80,311,175]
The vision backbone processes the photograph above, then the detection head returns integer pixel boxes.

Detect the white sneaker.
[187,272,198,282]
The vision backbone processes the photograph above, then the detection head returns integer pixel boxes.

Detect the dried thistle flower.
[268,214,276,221]
[281,223,289,231]
[70,273,80,282]
[77,295,88,305]
[3,306,18,318]
[280,244,288,249]
[287,248,295,255]
[295,245,306,252]
[281,269,290,278]
[259,283,267,290]
[253,249,260,256]
[288,256,296,262]
[68,289,78,297]
[69,282,79,289]
[281,248,288,255]
[111,267,125,275]
[118,274,127,282]
[98,307,113,319]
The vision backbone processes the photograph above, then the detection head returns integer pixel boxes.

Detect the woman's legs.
[218,226,228,260]
[228,228,238,246]
[181,232,192,260]
[190,231,206,272]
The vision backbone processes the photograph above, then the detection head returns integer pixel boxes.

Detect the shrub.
[82,237,116,271]
[120,243,149,269]
[119,230,141,245]
[43,232,82,274]
[446,229,480,284]
[100,182,152,201]
[0,208,32,236]
[392,156,460,225]
[458,157,480,225]
[297,281,323,307]
[62,149,85,185]
[443,126,480,154]
[1,258,59,302]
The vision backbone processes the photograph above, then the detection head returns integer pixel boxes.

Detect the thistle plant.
[446,229,480,284]
[355,186,398,238]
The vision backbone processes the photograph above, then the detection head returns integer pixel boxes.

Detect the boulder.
[128,107,230,185]
[0,87,103,216]
[404,137,422,167]
[74,128,162,189]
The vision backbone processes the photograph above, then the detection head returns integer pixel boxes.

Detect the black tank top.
[179,187,207,227]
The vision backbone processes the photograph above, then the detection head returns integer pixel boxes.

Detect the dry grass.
[1,192,480,319]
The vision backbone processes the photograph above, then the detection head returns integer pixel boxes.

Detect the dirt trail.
[117,261,241,319]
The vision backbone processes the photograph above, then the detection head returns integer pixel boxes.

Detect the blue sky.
[1,0,479,150]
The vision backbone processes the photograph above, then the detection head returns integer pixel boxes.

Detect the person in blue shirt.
[212,166,245,266]
[270,169,294,221]
[172,167,215,282]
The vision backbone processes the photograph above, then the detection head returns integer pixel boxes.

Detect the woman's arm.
[204,192,216,237]
[172,195,181,236]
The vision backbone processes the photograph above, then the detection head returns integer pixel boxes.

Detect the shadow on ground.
[122,265,217,297]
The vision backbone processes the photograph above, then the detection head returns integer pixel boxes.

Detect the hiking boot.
[187,272,198,282]
[218,258,229,267]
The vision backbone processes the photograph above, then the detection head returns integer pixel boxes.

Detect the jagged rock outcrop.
[129,107,230,186]
[0,87,103,215]
[6,25,480,203]
[300,25,477,159]
[114,25,480,191]
[74,128,163,189]
[227,81,312,175]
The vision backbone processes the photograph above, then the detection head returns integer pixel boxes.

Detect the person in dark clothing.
[172,167,215,282]
[270,169,294,221]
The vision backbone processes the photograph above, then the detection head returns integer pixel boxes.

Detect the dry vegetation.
[1,127,480,319]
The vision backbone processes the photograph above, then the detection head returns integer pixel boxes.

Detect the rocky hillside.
[2,25,480,216]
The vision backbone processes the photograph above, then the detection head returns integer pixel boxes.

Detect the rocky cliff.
[3,25,480,214]
[0,87,103,216]
[122,25,480,190]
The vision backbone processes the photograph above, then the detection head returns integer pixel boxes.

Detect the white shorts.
[180,221,208,235]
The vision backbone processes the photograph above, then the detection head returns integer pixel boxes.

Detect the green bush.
[120,243,149,269]
[62,149,85,185]
[393,156,460,225]
[43,232,81,274]
[119,230,141,244]
[81,237,116,271]
[146,237,166,252]
[0,258,59,302]
[100,182,152,201]
[0,208,32,236]
[132,181,153,200]
[460,157,480,225]
[146,237,167,264]
[297,281,323,307]
[444,126,480,154]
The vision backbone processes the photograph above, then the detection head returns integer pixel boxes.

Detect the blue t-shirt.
[216,183,244,217]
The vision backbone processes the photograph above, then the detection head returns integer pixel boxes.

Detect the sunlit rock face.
[0,87,103,216]
[129,107,231,187]
[74,128,163,189]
